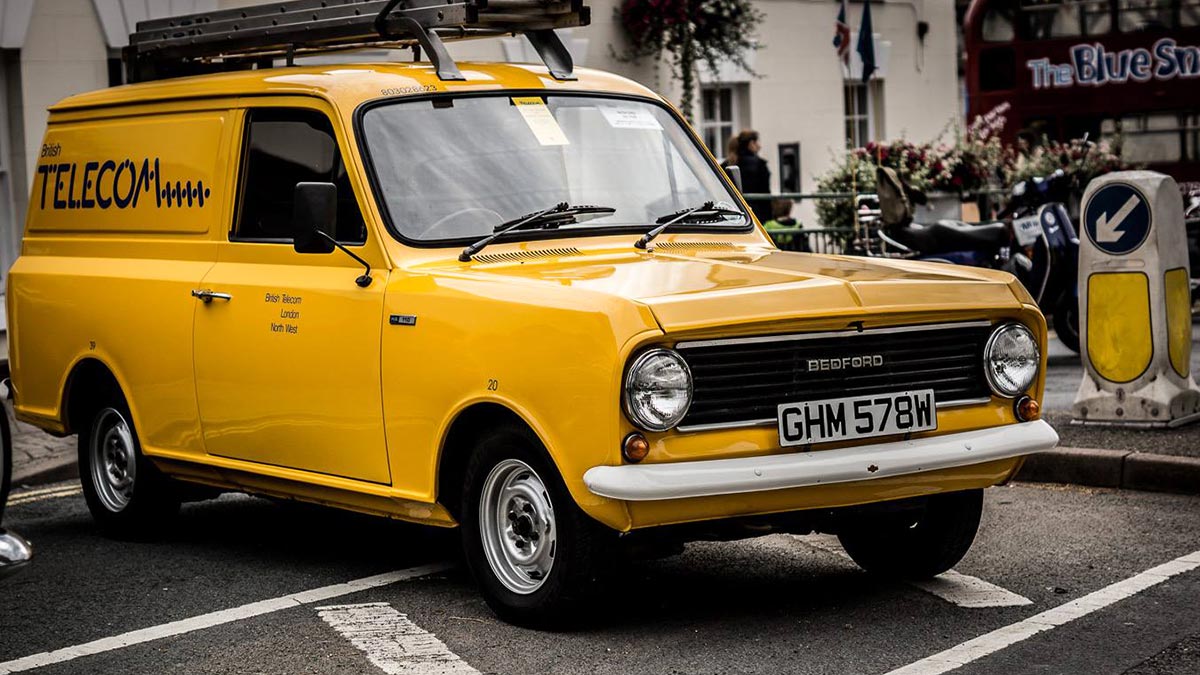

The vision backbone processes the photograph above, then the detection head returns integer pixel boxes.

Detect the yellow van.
[5,1,1056,624]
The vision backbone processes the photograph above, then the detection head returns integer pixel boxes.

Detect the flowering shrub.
[1005,136,1125,192]
[815,103,1129,228]
[616,0,762,120]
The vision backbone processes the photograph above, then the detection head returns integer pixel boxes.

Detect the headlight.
[624,348,693,431]
[984,323,1040,397]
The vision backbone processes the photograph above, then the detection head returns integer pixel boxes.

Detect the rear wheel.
[837,489,983,580]
[460,423,611,626]
[1054,296,1080,354]
[79,391,179,538]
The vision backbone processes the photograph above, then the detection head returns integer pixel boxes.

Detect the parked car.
[5,1,1058,624]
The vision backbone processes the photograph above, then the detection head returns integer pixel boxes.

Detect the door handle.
[191,289,232,303]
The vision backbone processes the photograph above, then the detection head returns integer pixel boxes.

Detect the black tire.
[1053,296,1081,354]
[837,489,983,580]
[0,407,12,524]
[78,388,179,539]
[460,422,611,627]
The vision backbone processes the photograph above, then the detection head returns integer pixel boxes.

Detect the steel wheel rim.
[89,408,136,513]
[479,458,556,595]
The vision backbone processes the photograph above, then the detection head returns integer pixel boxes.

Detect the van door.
[192,106,391,483]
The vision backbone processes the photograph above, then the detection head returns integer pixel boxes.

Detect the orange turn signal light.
[623,432,650,463]
[1015,396,1040,422]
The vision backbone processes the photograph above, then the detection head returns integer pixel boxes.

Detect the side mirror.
[723,164,743,192]
[293,182,338,254]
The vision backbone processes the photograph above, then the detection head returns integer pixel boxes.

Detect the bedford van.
[6,1,1058,624]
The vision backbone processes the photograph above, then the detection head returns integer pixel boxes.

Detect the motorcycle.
[871,166,1081,352]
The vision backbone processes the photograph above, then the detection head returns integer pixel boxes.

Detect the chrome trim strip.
[584,420,1059,501]
[674,320,993,350]
[675,398,993,432]
[677,418,775,433]
[939,397,993,408]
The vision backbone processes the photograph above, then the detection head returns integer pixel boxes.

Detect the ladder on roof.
[124,0,589,83]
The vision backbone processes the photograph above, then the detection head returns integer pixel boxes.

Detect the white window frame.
[699,85,744,159]
[844,80,884,149]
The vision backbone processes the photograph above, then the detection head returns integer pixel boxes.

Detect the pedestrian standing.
[726,130,772,224]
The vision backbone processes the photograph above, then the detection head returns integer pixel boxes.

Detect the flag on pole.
[832,0,850,66]
[857,0,877,82]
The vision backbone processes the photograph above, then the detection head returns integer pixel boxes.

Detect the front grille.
[677,322,993,430]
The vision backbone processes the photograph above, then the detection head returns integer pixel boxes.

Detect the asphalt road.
[2,481,1199,674]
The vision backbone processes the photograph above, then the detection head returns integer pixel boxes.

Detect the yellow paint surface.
[1087,272,1152,383]
[1166,267,1191,378]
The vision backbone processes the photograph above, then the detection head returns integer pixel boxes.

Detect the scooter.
[1004,170,1080,352]
[871,166,1081,352]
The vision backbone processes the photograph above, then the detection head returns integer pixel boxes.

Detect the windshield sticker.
[512,97,569,146]
[599,106,663,131]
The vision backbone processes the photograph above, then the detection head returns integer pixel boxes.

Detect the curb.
[1017,446,1200,495]
[12,459,78,489]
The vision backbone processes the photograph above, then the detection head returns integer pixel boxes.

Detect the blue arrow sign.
[1083,183,1151,255]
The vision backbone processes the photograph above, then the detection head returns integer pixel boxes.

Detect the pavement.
[2,481,1198,674]
[5,325,1200,494]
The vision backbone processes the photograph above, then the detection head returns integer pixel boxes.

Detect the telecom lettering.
[1027,38,1200,89]
[34,157,211,210]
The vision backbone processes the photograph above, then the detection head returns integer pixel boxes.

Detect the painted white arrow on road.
[1096,193,1141,243]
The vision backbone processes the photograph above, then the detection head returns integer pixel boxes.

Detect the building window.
[844,81,884,149]
[700,86,742,159]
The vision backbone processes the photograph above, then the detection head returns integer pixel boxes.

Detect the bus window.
[1183,0,1200,26]
[982,6,1016,41]
[1022,0,1082,38]
[980,46,1017,91]
[1105,113,1200,163]
[1117,0,1172,31]
[1020,0,1111,38]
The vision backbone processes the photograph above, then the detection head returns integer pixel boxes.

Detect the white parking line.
[6,486,82,506]
[884,549,1200,675]
[799,535,1033,608]
[0,562,452,674]
[318,602,479,674]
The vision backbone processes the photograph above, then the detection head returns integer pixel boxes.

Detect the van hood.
[437,246,1025,332]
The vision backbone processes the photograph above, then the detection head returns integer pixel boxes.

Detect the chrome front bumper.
[583,420,1058,501]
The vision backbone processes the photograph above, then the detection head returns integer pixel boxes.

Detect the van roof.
[50,62,660,113]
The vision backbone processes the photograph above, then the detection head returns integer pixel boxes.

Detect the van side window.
[234,108,367,244]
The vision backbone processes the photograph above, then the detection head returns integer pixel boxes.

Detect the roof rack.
[124,0,589,83]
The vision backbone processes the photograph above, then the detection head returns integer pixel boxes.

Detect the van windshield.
[360,94,746,243]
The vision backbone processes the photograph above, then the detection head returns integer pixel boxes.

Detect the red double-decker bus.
[963,0,1200,181]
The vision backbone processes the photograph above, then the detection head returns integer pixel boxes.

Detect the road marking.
[317,602,479,674]
[0,562,452,674]
[7,483,78,498]
[6,486,82,506]
[884,548,1200,675]
[799,535,1032,608]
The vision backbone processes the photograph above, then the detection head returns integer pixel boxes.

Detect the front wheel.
[460,424,611,626]
[837,489,983,580]
[79,393,179,539]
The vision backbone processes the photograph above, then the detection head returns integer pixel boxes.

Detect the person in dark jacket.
[725,130,772,224]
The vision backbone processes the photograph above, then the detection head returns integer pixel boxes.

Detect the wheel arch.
[60,357,126,436]
[435,401,556,520]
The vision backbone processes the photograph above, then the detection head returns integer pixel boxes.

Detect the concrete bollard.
[1073,170,1200,427]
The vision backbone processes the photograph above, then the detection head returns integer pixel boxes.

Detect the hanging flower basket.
[615,0,762,120]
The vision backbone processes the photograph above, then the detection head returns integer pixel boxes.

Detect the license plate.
[1012,215,1043,247]
[777,390,937,447]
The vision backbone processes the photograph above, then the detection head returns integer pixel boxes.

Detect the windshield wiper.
[459,203,616,262]
[634,201,744,249]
